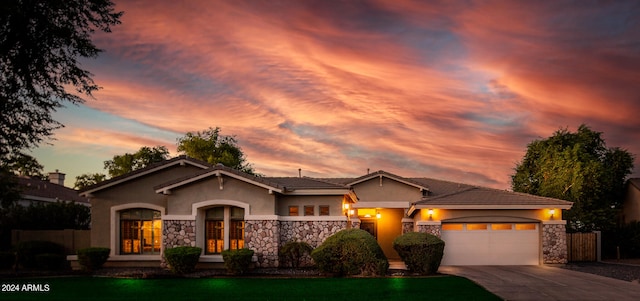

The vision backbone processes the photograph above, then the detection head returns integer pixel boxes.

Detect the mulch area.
[560,261,640,282]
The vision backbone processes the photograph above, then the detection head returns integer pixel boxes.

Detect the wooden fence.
[566,232,597,262]
[11,229,90,254]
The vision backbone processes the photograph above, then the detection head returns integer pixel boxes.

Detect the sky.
[32,0,640,189]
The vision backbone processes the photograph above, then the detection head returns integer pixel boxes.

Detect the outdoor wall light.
[549,209,555,219]
[376,211,381,219]
[428,209,434,217]
[349,209,355,216]
[343,203,350,210]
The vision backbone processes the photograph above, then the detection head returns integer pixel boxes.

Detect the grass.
[1,275,501,301]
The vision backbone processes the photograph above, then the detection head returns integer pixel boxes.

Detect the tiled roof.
[265,177,347,190]
[79,155,211,195]
[154,164,286,192]
[16,176,89,204]
[413,185,573,207]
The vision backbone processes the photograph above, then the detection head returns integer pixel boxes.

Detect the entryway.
[357,208,403,260]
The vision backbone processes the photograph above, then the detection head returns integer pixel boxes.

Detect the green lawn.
[1,276,501,301]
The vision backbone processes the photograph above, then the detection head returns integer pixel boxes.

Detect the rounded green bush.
[311,228,388,276]
[393,232,445,275]
[164,246,202,274]
[222,248,254,275]
[77,247,110,271]
[15,240,66,269]
[35,253,69,270]
[279,241,313,268]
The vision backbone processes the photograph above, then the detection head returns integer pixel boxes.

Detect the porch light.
[343,203,350,210]
[376,211,381,219]
[349,209,355,216]
[428,209,434,217]
[549,209,555,219]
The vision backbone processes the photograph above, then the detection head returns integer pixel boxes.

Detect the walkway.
[440,265,640,301]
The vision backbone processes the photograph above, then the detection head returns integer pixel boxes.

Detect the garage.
[440,222,540,265]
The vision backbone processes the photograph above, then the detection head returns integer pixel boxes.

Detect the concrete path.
[440,265,640,301]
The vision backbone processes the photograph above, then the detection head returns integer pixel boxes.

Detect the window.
[442,224,463,231]
[491,224,513,230]
[515,224,536,230]
[319,205,330,216]
[289,206,299,216]
[304,206,314,216]
[120,209,161,255]
[466,224,488,230]
[205,206,245,254]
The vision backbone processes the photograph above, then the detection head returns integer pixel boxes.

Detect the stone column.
[542,221,568,264]
[245,219,280,268]
[161,219,196,267]
[416,221,442,237]
[401,218,415,234]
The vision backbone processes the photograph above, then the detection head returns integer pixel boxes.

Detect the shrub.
[0,251,15,269]
[164,246,202,274]
[393,232,445,275]
[279,241,313,268]
[35,253,69,270]
[15,240,66,269]
[311,228,388,276]
[222,248,254,275]
[77,247,110,271]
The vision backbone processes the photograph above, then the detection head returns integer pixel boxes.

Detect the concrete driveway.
[440,265,640,301]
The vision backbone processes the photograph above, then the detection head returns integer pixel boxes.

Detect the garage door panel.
[441,223,539,265]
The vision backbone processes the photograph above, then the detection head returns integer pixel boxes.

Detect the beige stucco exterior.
[80,159,572,268]
[622,179,640,223]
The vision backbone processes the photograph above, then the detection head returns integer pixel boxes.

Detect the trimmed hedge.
[77,247,110,271]
[279,241,313,268]
[15,240,66,269]
[164,246,202,274]
[0,251,15,269]
[222,248,254,275]
[311,228,388,276]
[36,253,69,270]
[393,232,445,275]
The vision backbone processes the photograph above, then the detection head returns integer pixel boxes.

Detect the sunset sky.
[32,0,640,189]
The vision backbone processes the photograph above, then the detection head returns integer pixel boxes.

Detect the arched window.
[205,206,245,254]
[120,209,161,255]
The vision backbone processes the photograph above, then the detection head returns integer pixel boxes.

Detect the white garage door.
[441,223,540,265]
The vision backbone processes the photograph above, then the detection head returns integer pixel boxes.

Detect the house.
[622,178,640,223]
[16,170,89,207]
[79,155,572,267]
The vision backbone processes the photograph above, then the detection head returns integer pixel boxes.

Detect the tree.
[104,146,170,178]
[177,127,256,174]
[512,124,634,232]
[74,173,107,190]
[0,0,122,160]
[6,153,45,179]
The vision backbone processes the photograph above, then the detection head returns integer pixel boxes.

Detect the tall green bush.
[222,248,254,275]
[77,247,110,271]
[393,232,444,275]
[311,228,388,276]
[279,241,313,268]
[164,246,202,274]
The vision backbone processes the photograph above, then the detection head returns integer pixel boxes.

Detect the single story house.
[622,178,640,223]
[79,155,572,267]
[16,170,89,207]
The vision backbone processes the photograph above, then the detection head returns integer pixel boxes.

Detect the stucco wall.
[276,195,343,216]
[165,176,276,215]
[351,177,422,203]
[623,183,640,223]
[89,165,201,249]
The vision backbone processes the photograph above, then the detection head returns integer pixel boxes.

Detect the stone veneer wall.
[161,220,196,267]
[402,221,414,234]
[542,223,568,264]
[244,220,280,267]
[417,224,441,237]
[277,220,347,267]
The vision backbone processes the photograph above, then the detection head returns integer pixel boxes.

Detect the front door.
[360,220,377,238]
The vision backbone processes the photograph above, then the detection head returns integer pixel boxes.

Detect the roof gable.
[347,170,429,191]
[79,156,211,197]
[413,186,573,209]
[155,164,285,195]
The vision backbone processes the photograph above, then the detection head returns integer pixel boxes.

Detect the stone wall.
[245,220,280,267]
[402,221,414,234]
[279,221,347,248]
[161,220,196,267]
[417,224,441,237]
[542,223,568,264]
